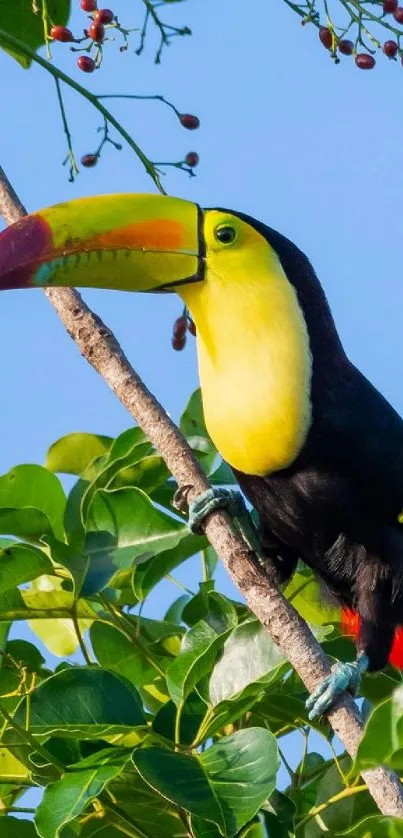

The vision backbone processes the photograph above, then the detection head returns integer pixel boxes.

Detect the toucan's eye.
[214,225,237,245]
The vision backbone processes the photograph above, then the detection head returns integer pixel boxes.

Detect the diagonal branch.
[1,163,403,816]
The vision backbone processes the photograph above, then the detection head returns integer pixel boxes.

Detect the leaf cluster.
[0,390,402,836]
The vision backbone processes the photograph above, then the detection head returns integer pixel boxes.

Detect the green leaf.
[353,690,403,773]
[180,389,217,471]
[284,569,340,625]
[164,594,191,623]
[15,667,146,738]
[81,427,153,520]
[183,584,238,632]
[338,815,403,837]
[0,543,52,594]
[97,767,185,838]
[132,533,205,601]
[209,619,287,705]
[209,461,236,485]
[0,819,37,838]
[46,432,112,476]
[189,816,222,838]
[133,728,279,837]
[0,748,30,782]
[35,750,126,838]
[90,622,158,688]
[153,691,208,746]
[27,576,93,656]
[0,0,71,68]
[87,487,188,569]
[304,756,353,838]
[0,465,66,540]
[112,454,170,495]
[166,605,237,706]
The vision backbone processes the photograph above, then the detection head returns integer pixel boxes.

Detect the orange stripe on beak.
[94,219,186,252]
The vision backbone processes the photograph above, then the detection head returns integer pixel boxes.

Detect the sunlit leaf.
[133,728,279,837]
[0,0,71,68]
[35,749,127,838]
[15,667,146,738]
[46,432,112,476]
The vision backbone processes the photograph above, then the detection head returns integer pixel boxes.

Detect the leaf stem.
[0,28,165,192]
[54,77,79,183]
[296,781,367,829]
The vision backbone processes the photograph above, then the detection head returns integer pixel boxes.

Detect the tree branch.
[1,164,403,816]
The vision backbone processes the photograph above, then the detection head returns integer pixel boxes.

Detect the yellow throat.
[180,211,313,476]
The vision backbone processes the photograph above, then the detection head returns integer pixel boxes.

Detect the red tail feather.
[341,608,403,669]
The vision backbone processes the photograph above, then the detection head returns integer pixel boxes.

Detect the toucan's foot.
[187,488,245,533]
[185,488,266,563]
[305,653,368,720]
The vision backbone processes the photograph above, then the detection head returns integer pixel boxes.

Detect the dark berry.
[383,0,398,11]
[185,152,199,168]
[319,27,332,49]
[179,113,200,130]
[188,319,196,336]
[172,335,186,351]
[51,25,74,42]
[95,8,114,24]
[80,0,97,10]
[81,153,98,167]
[394,6,403,21]
[173,317,187,339]
[338,39,354,55]
[89,21,105,41]
[384,39,398,57]
[77,55,96,72]
[355,53,376,69]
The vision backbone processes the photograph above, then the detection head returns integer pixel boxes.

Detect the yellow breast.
[180,229,313,477]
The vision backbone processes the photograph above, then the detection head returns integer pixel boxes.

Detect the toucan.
[1,192,403,718]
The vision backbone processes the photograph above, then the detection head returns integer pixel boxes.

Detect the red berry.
[81,153,98,167]
[172,335,186,351]
[338,39,353,55]
[355,53,376,69]
[89,21,105,41]
[384,39,398,57]
[185,152,199,168]
[51,25,74,42]
[173,317,187,339]
[319,27,332,49]
[394,6,403,21]
[80,0,97,10]
[77,55,96,72]
[95,8,114,24]
[188,319,196,336]
[383,0,398,11]
[179,113,200,130]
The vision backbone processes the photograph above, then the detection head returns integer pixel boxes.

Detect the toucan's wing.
[319,362,403,524]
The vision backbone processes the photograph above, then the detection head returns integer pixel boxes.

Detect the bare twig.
[1,165,403,816]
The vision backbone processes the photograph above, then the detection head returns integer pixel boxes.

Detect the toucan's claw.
[187,488,266,564]
[188,488,242,533]
[306,653,368,720]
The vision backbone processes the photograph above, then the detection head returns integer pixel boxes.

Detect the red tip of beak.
[0,215,53,290]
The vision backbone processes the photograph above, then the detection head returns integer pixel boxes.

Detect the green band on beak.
[0,194,203,293]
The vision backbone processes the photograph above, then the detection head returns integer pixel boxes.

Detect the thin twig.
[54,77,79,183]
[1,165,403,817]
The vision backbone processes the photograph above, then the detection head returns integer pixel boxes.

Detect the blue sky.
[1,0,403,788]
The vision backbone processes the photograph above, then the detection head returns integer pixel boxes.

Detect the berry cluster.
[292,0,403,69]
[50,1,125,74]
[172,313,197,351]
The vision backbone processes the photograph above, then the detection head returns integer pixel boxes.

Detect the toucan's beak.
[0,194,204,293]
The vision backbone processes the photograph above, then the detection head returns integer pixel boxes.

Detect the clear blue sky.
[1,0,403,787]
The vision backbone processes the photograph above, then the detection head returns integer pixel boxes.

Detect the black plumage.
[231,211,403,672]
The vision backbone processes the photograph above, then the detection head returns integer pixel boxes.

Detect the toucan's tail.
[341,608,403,668]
